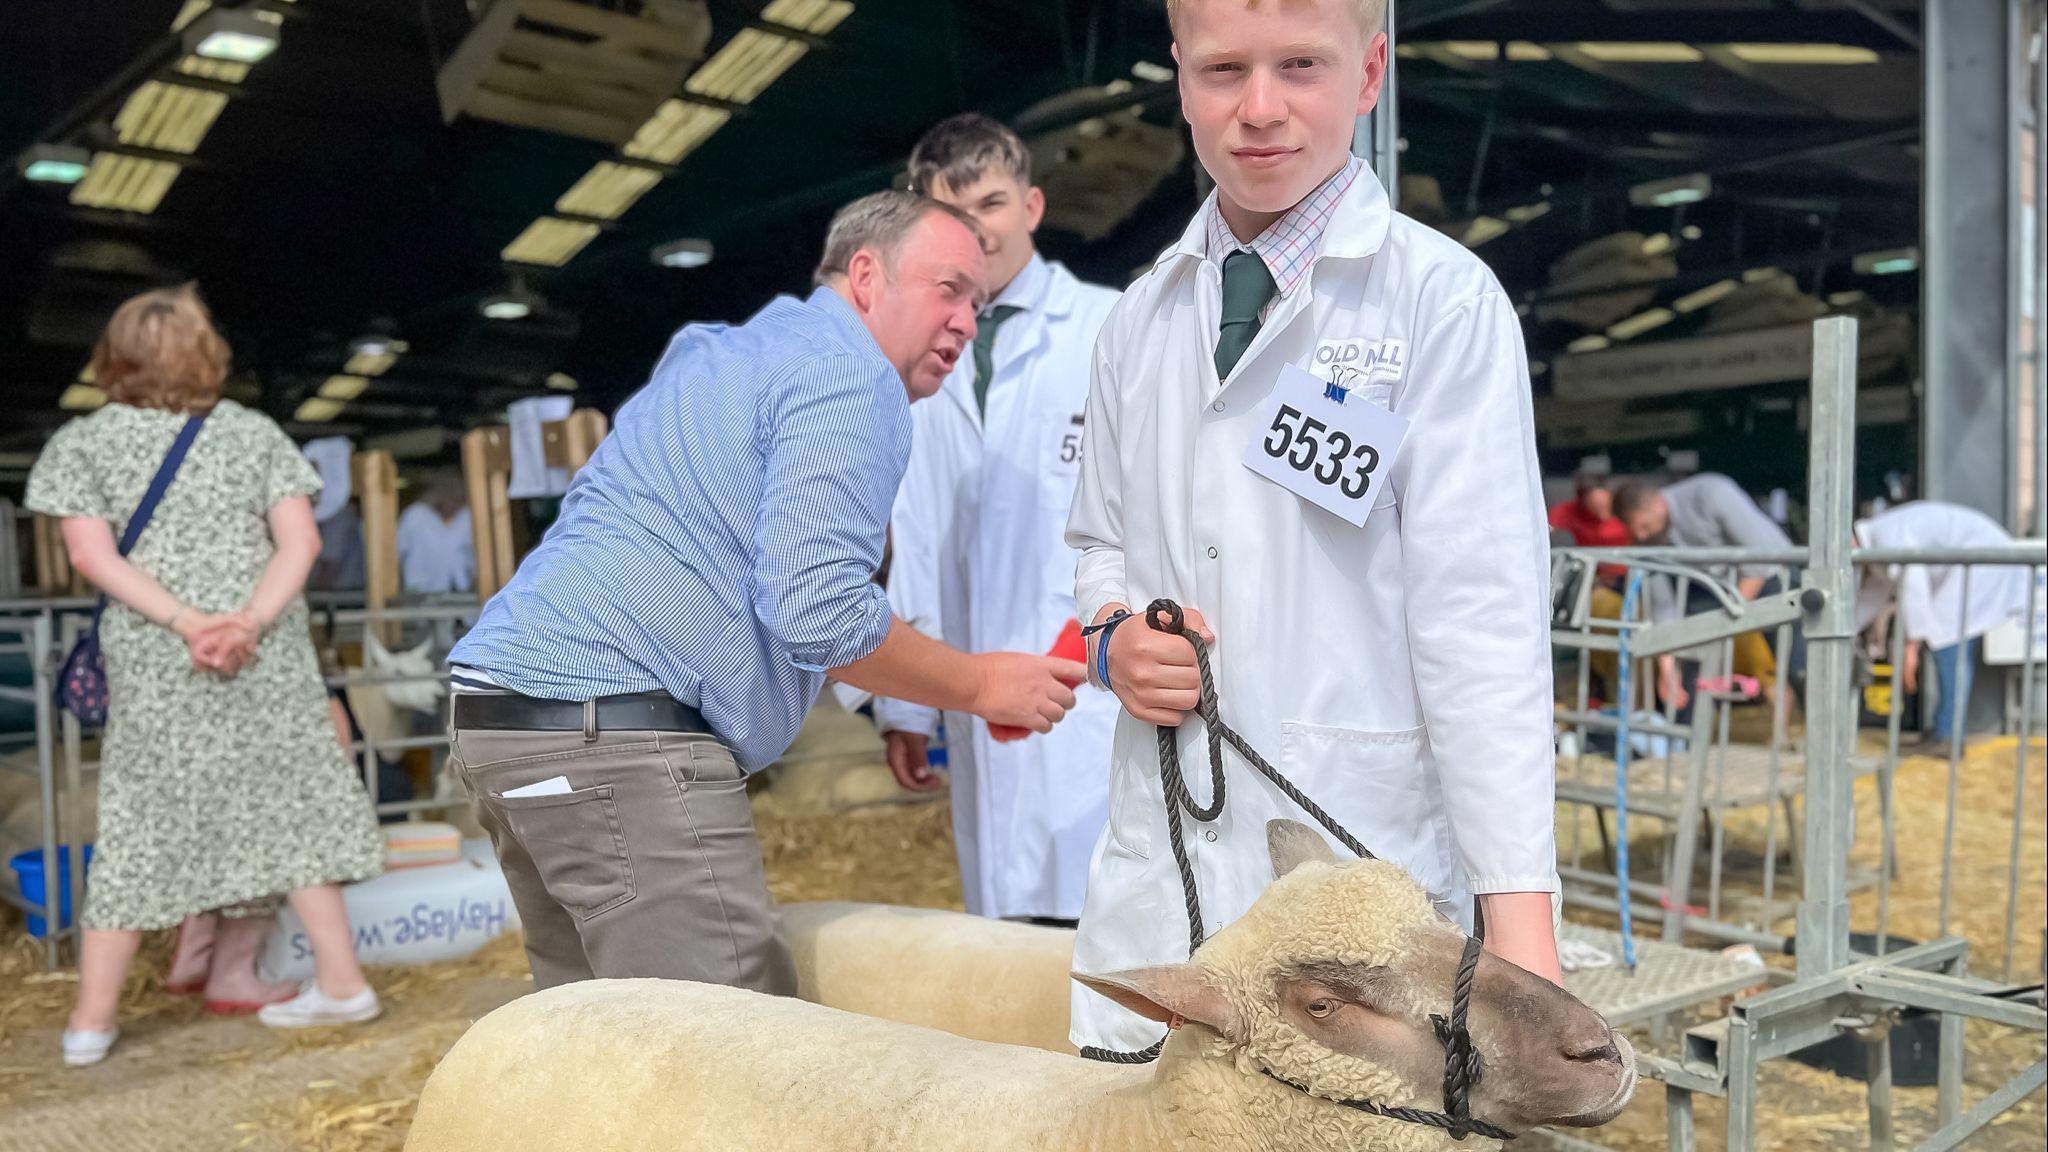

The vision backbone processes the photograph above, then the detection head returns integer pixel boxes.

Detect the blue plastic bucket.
[9,846,92,937]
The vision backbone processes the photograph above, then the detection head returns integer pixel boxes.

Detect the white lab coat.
[1064,170,1558,1051]
[876,256,1123,921]
[1854,502,2028,649]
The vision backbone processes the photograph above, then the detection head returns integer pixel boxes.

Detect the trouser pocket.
[489,785,636,919]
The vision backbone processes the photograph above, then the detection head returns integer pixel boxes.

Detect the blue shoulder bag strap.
[117,413,208,559]
[86,413,208,629]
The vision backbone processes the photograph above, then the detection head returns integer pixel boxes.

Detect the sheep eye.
[1307,999,1336,1019]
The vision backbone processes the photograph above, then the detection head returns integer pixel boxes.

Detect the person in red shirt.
[1549,468,1632,558]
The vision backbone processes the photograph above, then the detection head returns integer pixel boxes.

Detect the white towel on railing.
[302,437,354,523]
[506,396,574,499]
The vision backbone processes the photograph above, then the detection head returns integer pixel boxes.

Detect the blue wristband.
[1085,611,1133,690]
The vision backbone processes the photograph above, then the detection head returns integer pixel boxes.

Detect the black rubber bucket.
[1786,933,1944,1086]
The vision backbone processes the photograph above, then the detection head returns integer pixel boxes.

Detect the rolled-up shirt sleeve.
[751,353,906,673]
[1066,329,1128,624]
[1396,291,1559,896]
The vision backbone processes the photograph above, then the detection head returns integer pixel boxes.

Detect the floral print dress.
[24,399,382,930]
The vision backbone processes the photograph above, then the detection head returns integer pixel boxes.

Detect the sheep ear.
[1072,964,1237,1035]
[1268,819,1342,878]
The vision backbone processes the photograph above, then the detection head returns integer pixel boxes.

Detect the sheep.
[407,819,1636,1152]
[785,901,1077,1054]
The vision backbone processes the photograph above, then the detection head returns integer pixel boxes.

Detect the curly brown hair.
[91,283,227,413]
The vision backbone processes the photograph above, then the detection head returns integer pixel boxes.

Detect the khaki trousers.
[452,724,795,995]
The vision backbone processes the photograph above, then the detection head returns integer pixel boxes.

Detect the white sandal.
[61,1027,119,1068]
[257,981,381,1029]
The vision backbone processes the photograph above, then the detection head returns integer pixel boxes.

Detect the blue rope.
[1613,571,1642,973]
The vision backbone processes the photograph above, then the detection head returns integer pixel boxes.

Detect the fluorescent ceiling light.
[1606,307,1677,341]
[546,372,578,392]
[761,0,854,35]
[185,8,280,64]
[1672,279,1738,314]
[1507,41,1551,61]
[1575,42,1703,64]
[1640,232,1674,256]
[686,28,808,105]
[1566,335,1612,354]
[114,81,229,155]
[344,350,397,376]
[623,99,731,165]
[1444,41,1499,61]
[652,238,715,268]
[1395,44,1421,59]
[59,384,107,411]
[1680,223,1702,241]
[1827,290,1867,307]
[1131,60,1174,82]
[1726,43,1880,66]
[70,153,181,213]
[1504,201,1550,224]
[174,54,250,83]
[294,397,345,422]
[318,375,370,401]
[1461,216,1510,247]
[480,282,542,321]
[557,162,664,221]
[1853,247,1918,275]
[1629,173,1711,208]
[502,217,601,267]
[1743,266,1781,283]
[20,143,91,184]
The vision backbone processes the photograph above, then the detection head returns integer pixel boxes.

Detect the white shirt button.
[1204,830,1218,842]
[1206,546,1219,559]
[1212,400,1225,412]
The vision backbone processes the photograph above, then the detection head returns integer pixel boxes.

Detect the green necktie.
[972,304,1024,415]
[1215,249,1278,380]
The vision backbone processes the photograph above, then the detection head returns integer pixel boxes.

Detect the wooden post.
[542,409,609,473]
[352,450,400,646]
[462,409,609,603]
[461,428,515,602]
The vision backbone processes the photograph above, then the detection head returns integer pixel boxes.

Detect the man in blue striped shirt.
[448,192,1087,994]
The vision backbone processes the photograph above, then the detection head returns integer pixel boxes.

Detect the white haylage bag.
[259,840,522,982]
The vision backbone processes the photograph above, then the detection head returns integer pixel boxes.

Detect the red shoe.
[204,985,299,1016]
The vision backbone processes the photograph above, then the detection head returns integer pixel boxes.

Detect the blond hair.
[92,283,227,414]
[1164,0,1386,38]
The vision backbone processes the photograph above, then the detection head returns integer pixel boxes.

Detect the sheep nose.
[1563,1029,1621,1065]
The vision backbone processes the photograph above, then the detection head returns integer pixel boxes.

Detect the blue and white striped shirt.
[449,287,910,773]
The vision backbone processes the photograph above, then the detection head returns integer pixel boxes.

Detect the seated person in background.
[1615,473,1800,717]
[1547,464,1631,564]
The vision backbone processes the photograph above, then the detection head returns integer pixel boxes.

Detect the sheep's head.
[364,635,446,715]
[1075,820,1636,1143]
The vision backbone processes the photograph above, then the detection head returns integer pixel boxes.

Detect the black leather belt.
[453,690,711,736]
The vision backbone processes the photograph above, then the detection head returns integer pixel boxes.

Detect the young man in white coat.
[1065,0,1562,1054]
[875,114,1123,925]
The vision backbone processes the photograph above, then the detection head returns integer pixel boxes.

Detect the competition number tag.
[1241,363,1409,528]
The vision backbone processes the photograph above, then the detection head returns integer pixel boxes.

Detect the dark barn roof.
[0,0,1923,479]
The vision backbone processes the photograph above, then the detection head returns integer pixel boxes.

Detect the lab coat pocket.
[1107,758,1153,860]
[1277,721,1447,896]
